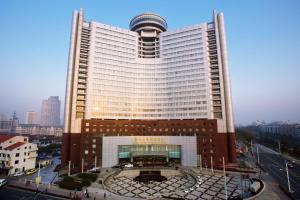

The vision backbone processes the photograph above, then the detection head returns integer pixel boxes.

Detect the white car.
[0,179,7,187]
[124,163,133,168]
[13,171,25,177]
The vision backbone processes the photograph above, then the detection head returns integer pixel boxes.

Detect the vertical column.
[217,13,234,133]
[64,10,80,133]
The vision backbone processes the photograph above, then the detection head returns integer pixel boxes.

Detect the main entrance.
[118,144,181,166]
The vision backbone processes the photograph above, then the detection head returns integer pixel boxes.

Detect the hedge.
[76,173,98,182]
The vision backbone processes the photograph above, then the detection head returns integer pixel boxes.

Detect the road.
[254,144,300,199]
[9,157,61,184]
[0,186,66,200]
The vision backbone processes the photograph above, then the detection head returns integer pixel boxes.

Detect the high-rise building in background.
[41,96,61,126]
[25,111,38,124]
[62,9,236,170]
[0,112,19,133]
[0,113,10,133]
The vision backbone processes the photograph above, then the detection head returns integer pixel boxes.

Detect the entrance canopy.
[118,144,181,159]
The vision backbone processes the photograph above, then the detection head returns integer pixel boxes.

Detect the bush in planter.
[77,173,97,182]
[81,178,91,187]
[59,176,82,190]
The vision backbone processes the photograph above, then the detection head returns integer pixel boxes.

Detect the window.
[15,160,19,164]
[24,152,26,156]
[23,159,26,162]
[85,150,89,155]
[16,153,20,157]
[29,146,31,149]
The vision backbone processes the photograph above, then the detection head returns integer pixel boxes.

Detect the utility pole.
[278,140,281,154]
[38,161,41,177]
[199,154,202,171]
[210,156,214,173]
[95,156,97,169]
[285,160,291,193]
[257,146,260,164]
[223,157,228,200]
[68,161,71,176]
[82,158,84,173]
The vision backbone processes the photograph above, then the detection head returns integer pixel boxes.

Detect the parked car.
[26,168,37,175]
[124,163,133,168]
[13,171,25,177]
[287,163,294,168]
[0,179,7,187]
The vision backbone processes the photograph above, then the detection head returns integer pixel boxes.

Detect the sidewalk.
[7,179,70,199]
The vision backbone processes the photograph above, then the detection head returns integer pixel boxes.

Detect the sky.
[0,0,299,125]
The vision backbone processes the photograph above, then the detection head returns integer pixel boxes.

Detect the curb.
[244,179,265,200]
[7,184,70,199]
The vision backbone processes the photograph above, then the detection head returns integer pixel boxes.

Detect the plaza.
[102,168,251,200]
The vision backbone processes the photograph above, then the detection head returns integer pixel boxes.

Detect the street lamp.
[256,146,260,164]
[223,157,228,200]
[285,160,291,193]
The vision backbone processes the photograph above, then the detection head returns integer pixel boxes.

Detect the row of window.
[89,112,208,119]
[85,127,212,133]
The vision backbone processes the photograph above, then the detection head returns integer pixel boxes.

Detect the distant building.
[0,135,37,175]
[16,124,63,137]
[41,96,61,126]
[0,112,19,134]
[10,112,19,134]
[25,111,38,124]
[0,113,11,133]
[258,122,300,137]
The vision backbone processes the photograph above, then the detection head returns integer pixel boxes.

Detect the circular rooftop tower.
[130,13,167,33]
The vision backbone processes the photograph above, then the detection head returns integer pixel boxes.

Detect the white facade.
[64,9,234,134]
[0,135,37,175]
[102,136,197,168]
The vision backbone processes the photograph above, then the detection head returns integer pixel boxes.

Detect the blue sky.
[0,0,299,125]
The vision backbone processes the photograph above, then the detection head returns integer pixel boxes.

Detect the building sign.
[133,137,165,144]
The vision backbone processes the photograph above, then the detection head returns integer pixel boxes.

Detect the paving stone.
[206,190,217,196]
[201,193,213,199]
[146,189,156,195]
[132,189,142,195]
[185,194,198,200]
[118,189,127,195]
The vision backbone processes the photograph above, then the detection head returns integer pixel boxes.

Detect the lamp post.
[210,156,214,173]
[285,160,291,193]
[256,146,260,164]
[223,157,228,200]
[199,154,202,171]
[68,161,71,176]
[81,158,84,173]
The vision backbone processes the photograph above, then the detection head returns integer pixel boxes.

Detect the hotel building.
[62,9,236,170]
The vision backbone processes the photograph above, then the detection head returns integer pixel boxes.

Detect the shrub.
[77,173,97,182]
[58,176,82,190]
[81,179,91,187]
